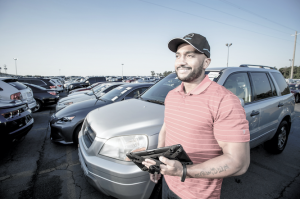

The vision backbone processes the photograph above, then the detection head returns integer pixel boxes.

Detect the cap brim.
[168,38,204,54]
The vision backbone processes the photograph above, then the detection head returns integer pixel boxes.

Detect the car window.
[250,72,273,101]
[102,86,134,101]
[223,73,252,103]
[31,79,46,86]
[28,84,46,90]
[126,87,149,99]
[8,82,28,90]
[267,74,278,96]
[271,72,290,95]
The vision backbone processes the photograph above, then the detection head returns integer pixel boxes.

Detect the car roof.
[0,77,17,81]
[207,66,281,73]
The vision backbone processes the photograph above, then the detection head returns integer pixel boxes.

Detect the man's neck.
[183,72,206,94]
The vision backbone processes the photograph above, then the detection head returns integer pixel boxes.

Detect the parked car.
[49,79,63,92]
[68,77,106,91]
[288,84,300,103]
[0,77,37,110]
[18,78,57,90]
[0,99,34,144]
[78,65,295,199]
[68,83,107,97]
[50,83,153,145]
[23,83,59,112]
[68,82,103,95]
[56,82,125,111]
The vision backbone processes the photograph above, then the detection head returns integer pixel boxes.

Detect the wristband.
[181,163,187,182]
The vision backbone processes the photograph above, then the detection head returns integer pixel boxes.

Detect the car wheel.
[264,120,289,154]
[73,123,83,144]
[149,178,162,199]
[32,100,42,113]
[295,94,299,103]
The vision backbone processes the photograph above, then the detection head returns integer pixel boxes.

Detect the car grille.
[82,120,96,148]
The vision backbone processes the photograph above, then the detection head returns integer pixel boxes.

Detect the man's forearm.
[157,123,166,148]
[186,154,249,179]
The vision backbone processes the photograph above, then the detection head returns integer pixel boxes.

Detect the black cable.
[219,0,296,31]
[187,0,290,35]
[139,0,295,43]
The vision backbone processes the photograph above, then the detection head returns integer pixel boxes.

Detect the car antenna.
[89,82,99,100]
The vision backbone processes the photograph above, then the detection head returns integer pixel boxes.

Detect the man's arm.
[157,122,166,148]
[143,141,250,179]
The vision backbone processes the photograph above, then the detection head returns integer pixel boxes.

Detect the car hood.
[86,99,164,139]
[0,100,25,109]
[55,99,111,118]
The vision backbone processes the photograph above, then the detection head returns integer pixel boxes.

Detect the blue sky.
[0,0,299,76]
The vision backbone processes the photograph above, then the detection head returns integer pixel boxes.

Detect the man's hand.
[142,156,183,181]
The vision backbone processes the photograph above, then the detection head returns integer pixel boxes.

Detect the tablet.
[126,144,193,172]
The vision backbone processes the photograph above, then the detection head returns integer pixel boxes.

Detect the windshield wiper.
[146,99,164,105]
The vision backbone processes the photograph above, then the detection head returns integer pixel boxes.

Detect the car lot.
[0,90,300,199]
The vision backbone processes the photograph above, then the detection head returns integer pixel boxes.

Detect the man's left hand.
[142,156,183,177]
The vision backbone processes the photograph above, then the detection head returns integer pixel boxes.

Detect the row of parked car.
[1,65,297,199]
[46,65,296,199]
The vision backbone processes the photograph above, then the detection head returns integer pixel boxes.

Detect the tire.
[149,177,162,199]
[295,94,299,103]
[264,120,289,154]
[32,100,42,113]
[73,123,83,144]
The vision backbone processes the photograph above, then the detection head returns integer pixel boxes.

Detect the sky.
[0,0,299,77]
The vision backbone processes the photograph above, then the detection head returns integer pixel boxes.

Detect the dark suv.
[18,78,56,89]
[0,100,34,144]
[68,77,106,91]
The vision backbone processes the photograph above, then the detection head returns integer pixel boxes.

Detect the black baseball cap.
[168,33,210,58]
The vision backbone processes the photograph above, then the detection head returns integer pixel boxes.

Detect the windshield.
[101,86,132,101]
[141,71,218,104]
[87,84,111,96]
[28,84,46,90]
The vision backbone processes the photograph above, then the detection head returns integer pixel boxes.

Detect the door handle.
[250,110,260,117]
[278,103,284,107]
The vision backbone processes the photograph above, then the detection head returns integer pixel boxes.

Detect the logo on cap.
[183,33,194,40]
[203,48,210,53]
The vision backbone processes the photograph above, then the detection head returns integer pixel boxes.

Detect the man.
[142,33,250,199]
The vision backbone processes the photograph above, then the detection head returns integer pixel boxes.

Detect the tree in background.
[151,71,155,76]
[278,66,299,79]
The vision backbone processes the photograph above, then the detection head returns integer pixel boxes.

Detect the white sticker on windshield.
[208,72,220,80]
[111,96,118,101]
[120,90,127,94]
[126,87,132,90]
[116,87,123,90]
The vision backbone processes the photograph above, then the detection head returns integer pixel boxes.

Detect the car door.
[223,72,261,148]
[249,72,281,146]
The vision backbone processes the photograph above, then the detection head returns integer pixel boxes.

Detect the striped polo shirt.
[164,75,250,199]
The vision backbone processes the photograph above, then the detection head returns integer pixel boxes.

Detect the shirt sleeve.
[213,94,250,142]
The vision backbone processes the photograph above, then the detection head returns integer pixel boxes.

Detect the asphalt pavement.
[0,90,299,199]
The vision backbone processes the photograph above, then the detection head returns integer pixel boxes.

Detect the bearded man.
[142,33,250,199]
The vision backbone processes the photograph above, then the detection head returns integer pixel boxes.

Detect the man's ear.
[203,57,211,70]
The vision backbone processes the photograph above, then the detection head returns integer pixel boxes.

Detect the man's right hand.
[150,173,162,183]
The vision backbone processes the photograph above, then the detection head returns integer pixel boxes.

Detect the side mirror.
[85,81,89,84]
[239,98,245,108]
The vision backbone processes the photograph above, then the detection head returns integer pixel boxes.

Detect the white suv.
[0,77,36,110]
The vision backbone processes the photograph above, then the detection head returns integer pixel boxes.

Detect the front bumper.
[78,133,155,199]
[28,100,37,110]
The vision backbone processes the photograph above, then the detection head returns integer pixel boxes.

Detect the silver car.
[78,65,295,199]
[0,77,36,110]
[56,83,125,111]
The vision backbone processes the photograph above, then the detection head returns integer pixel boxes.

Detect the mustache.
[177,66,192,70]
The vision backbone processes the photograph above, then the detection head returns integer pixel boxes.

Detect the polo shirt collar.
[175,75,212,95]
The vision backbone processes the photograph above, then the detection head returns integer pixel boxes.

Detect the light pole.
[290,31,299,79]
[226,43,232,67]
[4,65,7,74]
[13,58,18,76]
[289,59,293,67]
[122,64,124,79]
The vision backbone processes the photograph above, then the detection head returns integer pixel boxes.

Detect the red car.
[289,84,300,103]
[68,82,103,94]
[125,78,140,83]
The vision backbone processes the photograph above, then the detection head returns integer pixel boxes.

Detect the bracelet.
[181,163,187,182]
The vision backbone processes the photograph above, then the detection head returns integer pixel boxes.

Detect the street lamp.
[226,43,232,67]
[13,58,18,76]
[4,65,7,74]
[122,64,124,79]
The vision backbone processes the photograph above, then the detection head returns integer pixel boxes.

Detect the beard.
[176,61,204,82]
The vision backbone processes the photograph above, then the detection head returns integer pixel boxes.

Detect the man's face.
[175,43,208,82]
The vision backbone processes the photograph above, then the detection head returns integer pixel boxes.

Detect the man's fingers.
[144,159,156,164]
[159,156,175,166]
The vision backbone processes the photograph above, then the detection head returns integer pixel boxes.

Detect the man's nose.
[175,56,187,66]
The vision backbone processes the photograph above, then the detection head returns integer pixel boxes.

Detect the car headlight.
[99,135,148,161]
[56,116,75,124]
[64,102,73,105]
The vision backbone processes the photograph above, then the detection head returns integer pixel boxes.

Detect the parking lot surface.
[0,90,299,199]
